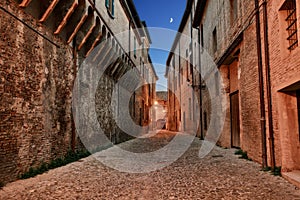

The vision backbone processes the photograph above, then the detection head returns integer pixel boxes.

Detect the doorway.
[230,91,240,147]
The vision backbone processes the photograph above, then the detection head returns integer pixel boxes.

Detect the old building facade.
[166,0,300,186]
[155,91,168,129]
[0,0,157,183]
[165,0,199,134]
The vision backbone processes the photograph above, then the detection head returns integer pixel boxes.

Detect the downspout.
[198,27,204,140]
[255,0,268,169]
[262,0,276,171]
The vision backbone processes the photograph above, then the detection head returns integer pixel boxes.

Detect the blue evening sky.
[133,1,186,91]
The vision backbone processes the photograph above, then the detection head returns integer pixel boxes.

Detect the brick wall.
[0,1,81,183]
[0,0,156,184]
[267,0,300,171]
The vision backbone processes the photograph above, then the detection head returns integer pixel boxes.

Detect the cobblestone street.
[1,131,300,200]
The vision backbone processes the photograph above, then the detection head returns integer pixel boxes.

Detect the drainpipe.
[197,26,204,140]
[262,0,276,171]
[255,0,268,169]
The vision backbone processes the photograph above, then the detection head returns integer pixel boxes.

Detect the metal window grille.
[283,0,298,50]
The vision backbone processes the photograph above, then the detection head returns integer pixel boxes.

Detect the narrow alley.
[1,0,300,198]
[1,131,299,200]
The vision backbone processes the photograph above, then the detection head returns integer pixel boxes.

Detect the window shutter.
[112,0,115,16]
[105,0,109,8]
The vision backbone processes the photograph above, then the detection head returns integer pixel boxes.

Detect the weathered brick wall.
[0,1,82,183]
[0,0,156,184]
[266,0,300,171]
[198,0,263,163]
[239,24,262,163]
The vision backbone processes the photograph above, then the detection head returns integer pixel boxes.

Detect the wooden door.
[230,91,240,147]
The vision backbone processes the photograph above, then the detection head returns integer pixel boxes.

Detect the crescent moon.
[170,18,173,23]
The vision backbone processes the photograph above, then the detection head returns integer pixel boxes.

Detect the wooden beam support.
[54,0,78,35]
[85,32,102,57]
[19,0,32,8]
[78,22,96,50]
[67,13,88,44]
[39,0,60,23]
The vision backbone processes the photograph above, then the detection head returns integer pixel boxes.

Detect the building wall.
[0,0,156,183]
[0,0,79,183]
[166,0,199,134]
[190,0,300,173]
[155,91,168,121]
[267,0,300,171]
[194,0,265,162]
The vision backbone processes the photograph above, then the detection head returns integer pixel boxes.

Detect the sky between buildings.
[133,0,186,91]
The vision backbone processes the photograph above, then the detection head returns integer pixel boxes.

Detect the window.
[213,28,217,53]
[280,0,298,50]
[105,0,114,17]
[134,37,137,58]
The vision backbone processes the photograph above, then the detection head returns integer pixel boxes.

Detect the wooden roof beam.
[85,32,102,57]
[54,0,78,35]
[19,0,32,8]
[78,22,96,50]
[67,13,88,44]
[39,0,60,23]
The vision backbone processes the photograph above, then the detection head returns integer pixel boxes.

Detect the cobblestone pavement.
[1,130,300,200]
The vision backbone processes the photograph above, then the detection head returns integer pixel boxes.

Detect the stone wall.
[0,0,156,184]
[0,1,81,183]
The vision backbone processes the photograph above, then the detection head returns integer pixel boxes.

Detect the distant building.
[154,91,168,121]
[165,0,199,134]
